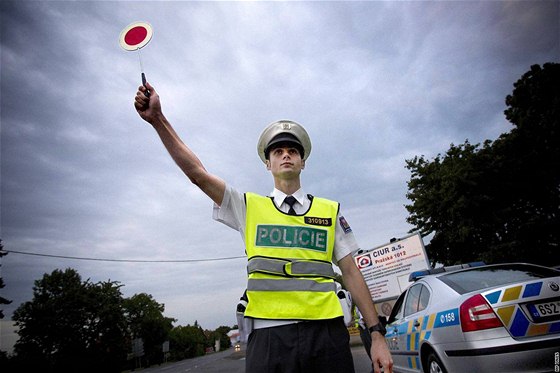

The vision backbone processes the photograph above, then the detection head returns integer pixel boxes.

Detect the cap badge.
[281,122,292,130]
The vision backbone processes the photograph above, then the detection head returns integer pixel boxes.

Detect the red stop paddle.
[119,21,153,98]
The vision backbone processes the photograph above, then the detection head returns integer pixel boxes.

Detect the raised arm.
[134,82,226,205]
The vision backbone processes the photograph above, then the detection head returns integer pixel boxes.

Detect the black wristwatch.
[368,322,387,336]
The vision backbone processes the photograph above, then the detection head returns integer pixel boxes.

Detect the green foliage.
[123,293,175,366]
[405,63,559,266]
[4,264,239,372]
[11,268,129,373]
[0,240,12,320]
[168,323,208,360]
[214,325,233,350]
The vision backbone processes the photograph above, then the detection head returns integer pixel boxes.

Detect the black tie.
[284,196,297,215]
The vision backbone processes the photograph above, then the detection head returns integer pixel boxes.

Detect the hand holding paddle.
[134,81,161,123]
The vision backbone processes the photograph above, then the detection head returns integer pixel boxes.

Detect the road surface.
[130,335,374,373]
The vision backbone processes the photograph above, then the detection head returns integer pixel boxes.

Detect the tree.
[405,63,559,266]
[123,293,175,367]
[213,325,232,351]
[0,240,13,366]
[168,322,208,360]
[11,268,129,373]
[497,63,560,262]
[405,141,495,265]
[0,240,12,320]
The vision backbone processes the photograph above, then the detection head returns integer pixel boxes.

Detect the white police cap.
[257,120,312,163]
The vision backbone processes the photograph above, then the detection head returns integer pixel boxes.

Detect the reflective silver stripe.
[285,261,336,278]
[247,258,287,275]
[247,257,336,278]
[248,278,337,292]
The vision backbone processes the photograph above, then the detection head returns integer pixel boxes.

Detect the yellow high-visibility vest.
[244,192,343,320]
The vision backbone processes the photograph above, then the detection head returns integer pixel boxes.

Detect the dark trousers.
[246,317,355,373]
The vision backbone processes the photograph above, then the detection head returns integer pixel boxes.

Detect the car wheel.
[426,352,447,373]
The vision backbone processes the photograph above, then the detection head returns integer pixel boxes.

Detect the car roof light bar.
[409,261,486,282]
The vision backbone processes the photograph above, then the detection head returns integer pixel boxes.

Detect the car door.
[387,283,431,372]
[386,290,409,371]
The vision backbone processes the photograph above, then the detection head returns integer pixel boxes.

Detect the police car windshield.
[438,263,560,295]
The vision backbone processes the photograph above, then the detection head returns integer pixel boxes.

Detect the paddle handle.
[142,72,150,98]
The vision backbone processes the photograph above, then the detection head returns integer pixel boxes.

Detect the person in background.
[134,82,393,373]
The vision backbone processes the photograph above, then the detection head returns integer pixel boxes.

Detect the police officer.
[134,82,393,373]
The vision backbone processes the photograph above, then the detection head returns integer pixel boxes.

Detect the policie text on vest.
[255,225,328,252]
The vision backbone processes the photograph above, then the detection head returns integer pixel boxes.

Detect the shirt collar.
[270,188,305,208]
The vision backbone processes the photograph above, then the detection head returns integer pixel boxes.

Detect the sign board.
[354,232,430,316]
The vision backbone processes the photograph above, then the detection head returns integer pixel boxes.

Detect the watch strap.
[368,322,386,336]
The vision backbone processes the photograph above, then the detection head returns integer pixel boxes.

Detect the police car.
[384,262,560,373]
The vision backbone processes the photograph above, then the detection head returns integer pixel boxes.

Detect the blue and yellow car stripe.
[483,280,560,338]
[407,355,421,370]
[387,308,459,370]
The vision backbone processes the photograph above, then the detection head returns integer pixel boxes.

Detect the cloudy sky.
[1,0,558,340]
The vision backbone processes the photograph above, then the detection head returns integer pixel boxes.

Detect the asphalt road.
[131,335,374,373]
